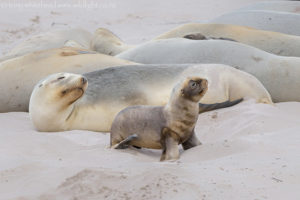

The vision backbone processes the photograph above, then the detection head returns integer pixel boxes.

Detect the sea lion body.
[117,38,300,102]
[0,47,135,112]
[1,28,92,62]
[238,1,300,14]
[155,23,300,57]
[111,77,208,161]
[212,10,300,36]
[29,64,271,132]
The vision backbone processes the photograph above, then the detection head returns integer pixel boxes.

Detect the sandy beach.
[0,0,299,199]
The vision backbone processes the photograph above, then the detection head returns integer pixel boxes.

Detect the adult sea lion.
[154,23,300,57]
[90,24,300,57]
[1,28,92,62]
[110,77,208,161]
[212,10,300,36]
[29,64,271,132]
[0,47,136,112]
[117,38,300,102]
[238,1,300,14]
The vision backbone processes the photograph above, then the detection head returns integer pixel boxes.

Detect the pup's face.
[181,77,208,102]
[31,72,88,109]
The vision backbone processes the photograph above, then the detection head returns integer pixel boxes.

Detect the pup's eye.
[190,81,198,89]
[57,76,65,80]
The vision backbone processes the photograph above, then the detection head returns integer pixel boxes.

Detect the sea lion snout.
[181,78,208,102]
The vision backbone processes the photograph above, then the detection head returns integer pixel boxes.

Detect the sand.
[1,0,299,200]
[1,100,300,200]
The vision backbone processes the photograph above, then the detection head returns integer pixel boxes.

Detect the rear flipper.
[112,134,138,149]
[198,98,243,114]
[182,130,201,150]
[183,33,237,42]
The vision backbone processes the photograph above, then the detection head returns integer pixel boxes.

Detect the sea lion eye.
[61,89,68,95]
[57,76,65,80]
[190,81,198,89]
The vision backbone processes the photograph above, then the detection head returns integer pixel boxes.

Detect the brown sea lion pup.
[110,77,208,161]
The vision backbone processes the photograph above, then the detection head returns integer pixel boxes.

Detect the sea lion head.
[29,72,88,131]
[180,77,208,102]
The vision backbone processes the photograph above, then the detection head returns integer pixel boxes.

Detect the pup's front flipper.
[112,134,138,149]
[160,128,180,161]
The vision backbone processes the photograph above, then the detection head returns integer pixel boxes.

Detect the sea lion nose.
[81,77,87,84]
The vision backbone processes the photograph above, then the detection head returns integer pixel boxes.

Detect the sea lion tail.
[198,98,243,114]
[112,134,138,149]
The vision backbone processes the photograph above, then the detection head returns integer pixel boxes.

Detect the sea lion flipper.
[112,134,138,149]
[182,130,201,150]
[160,128,180,161]
[198,98,243,114]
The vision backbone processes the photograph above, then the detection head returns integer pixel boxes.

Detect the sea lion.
[29,64,272,132]
[212,10,300,36]
[110,77,208,161]
[1,28,93,62]
[238,1,300,14]
[155,23,300,57]
[89,28,133,56]
[117,38,300,102]
[0,46,136,112]
[90,24,300,57]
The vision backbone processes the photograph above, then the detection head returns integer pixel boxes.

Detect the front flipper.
[182,129,201,150]
[112,134,138,149]
[160,128,180,161]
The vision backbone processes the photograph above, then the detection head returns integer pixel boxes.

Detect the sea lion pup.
[116,38,300,102]
[0,28,92,62]
[212,10,300,36]
[29,64,271,133]
[110,77,208,161]
[0,46,136,112]
[238,1,300,14]
[90,28,134,56]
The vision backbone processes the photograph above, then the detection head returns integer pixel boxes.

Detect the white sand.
[1,100,300,200]
[1,0,300,199]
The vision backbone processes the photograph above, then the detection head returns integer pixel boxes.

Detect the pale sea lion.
[238,1,300,14]
[90,28,134,56]
[1,28,92,62]
[0,47,136,112]
[155,23,300,57]
[117,38,300,102]
[90,24,300,57]
[29,64,272,132]
[212,10,300,36]
[110,77,208,161]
